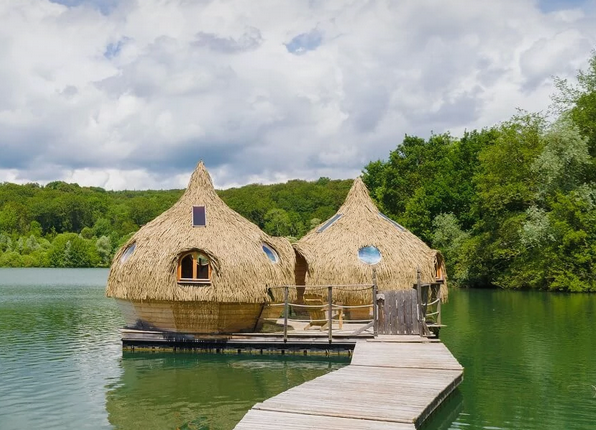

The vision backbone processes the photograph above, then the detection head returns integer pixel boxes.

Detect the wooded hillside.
[0,178,352,268]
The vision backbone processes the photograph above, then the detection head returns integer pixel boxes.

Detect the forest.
[0,178,352,269]
[1,53,595,292]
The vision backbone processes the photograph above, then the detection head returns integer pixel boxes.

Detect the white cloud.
[0,0,595,190]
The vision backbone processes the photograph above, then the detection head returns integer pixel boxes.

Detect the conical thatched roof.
[106,162,295,303]
[294,178,447,300]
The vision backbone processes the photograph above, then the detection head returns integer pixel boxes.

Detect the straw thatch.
[106,162,295,303]
[294,178,447,302]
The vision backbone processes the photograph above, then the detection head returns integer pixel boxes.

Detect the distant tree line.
[0,184,182,268]
[0,177,352,268]
[2,52,595,292]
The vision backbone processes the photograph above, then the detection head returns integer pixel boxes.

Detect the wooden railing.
[263,284,377,343]
[263,271,443,341]
[413,269,444,337]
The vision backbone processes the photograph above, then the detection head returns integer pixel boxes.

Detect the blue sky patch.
[104,38,129,59]
[538,0,587,12]
[285,29,323,55]
[49,0,119,15]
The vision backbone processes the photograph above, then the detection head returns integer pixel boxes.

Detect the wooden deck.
[234,337,463,429]
[120,327,373,355]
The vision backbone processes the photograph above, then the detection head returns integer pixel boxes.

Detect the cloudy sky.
[0,0,595,190]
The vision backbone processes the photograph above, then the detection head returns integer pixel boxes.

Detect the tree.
[0,201,30,234]
[466,113,544,287]
[264,209,292,237]
[92,218,112,238]
[553,51,596,157]
[48,233,99,268]
[96,236,113,267]
[532,119,590,198]
[363,131,493,242]
[432,213,470,283]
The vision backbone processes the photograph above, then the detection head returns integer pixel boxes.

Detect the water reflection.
[0,268,120,430]
[441,289,596,430]
[106,353,347,430]
[0,269,347,430]
[421,390,464,430]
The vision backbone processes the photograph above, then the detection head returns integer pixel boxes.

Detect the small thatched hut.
[293,178,446,306]
[106,162,295,334]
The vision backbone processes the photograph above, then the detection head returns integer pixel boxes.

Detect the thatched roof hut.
[106,162,295,304]
[294,178,446,300]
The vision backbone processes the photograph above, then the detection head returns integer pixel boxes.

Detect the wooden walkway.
[234,336,463,429]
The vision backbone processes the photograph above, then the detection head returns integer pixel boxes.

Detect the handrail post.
[283,285,289,343]
[437,285,442,326]
[372,268,378,337]
[416,268,423,335]
[328,286,333,343]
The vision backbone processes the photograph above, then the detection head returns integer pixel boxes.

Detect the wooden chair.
[303,293,343,330]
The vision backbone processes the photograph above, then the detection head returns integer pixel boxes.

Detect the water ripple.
[0,268,346,430]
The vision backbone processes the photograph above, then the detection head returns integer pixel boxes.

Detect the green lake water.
[0,269,595,429]
[435,288,596,430]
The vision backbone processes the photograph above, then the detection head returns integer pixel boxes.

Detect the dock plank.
[351,341,463,370]
[235,410,414,430]
[234,339,463,429]
[253,366,461,423]
[367,335,439,343]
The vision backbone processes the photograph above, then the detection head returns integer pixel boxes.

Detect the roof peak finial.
[185,160,215,196]
[339,176,378,212]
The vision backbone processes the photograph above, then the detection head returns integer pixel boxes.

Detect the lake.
[0,269,594,429]
[435,287,596,430]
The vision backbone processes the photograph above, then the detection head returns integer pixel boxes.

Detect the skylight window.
[192,206,206,227]
[120,243,136,263]
[262,244,279,263]
[317,213,343,233]
[379,213,406,231]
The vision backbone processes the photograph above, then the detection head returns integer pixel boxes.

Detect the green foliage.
[476,113,544,215]
[96,236,113,267]
[0,176,350,268]
[519,206,553,249]
[553,51,596,157]
[92,218,112,238]
[363,130,497,242]
[264,208,292,237]
[532,119,590,197]
[0,201,30,234]
[48,233,100,268]
[461,112,596,291]
[80,227,94,239]
[431,213,470,284]
[463,113,545,287]
[0,251,24,267]
[28,221,43,237]
[0,233,12,252]
[218,178,352,234]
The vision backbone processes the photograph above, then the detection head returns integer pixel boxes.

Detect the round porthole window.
[262,244,279,263]
[120,243,136,263]
[358,246,382,265]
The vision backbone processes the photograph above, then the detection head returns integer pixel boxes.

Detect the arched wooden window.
[177,251,211,284]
